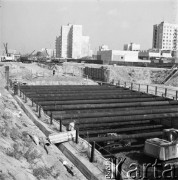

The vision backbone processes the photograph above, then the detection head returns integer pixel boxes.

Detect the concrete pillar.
[5,66,9,90]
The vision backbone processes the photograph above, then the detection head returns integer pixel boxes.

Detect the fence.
[82,66,178,100]
[117,80,178,100]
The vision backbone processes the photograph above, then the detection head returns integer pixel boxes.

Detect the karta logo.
[105,157,126,179]
[105,158,178,179]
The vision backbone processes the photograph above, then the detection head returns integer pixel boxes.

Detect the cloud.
[107,9,118,16]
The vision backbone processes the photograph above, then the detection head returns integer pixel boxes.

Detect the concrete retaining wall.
[13,94,108,180]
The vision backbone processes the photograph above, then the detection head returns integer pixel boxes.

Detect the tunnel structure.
[19,84,178,157]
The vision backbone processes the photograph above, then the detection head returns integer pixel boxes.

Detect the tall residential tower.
[55,24,91,59]
[152,21,178,51]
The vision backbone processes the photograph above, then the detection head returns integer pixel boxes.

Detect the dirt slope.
[0,63,87,180]
[62,62,171,85]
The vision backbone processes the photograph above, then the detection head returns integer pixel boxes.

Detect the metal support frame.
[131,83,133,90]
[75,128,79,144]
[155,86,158,96]
[90,141,95,162]
[147,85,149,94]
[50,112,53,124]
[36,103,38,112]
[60,118,62,132]
[165,88,167,97]
[39,105,41,118]
[117,80,120,86]
[25,94,27,103]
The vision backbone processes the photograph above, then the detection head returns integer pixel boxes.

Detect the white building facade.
[98,50,138,64]
[152,21,178,51]
[55,24,91,59]
[139,49,172,60]
[123,43,140,51]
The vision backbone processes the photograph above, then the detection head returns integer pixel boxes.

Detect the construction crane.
[29,50,35,57]
[3,43,8,56]
[45,48,51,62]
[1,43,15,62]
[20,50,35,63]
[45,48,49,57]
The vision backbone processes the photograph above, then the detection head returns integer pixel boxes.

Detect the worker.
[13,79,18,95]
[53,69,55,76]
[68,120,76,131]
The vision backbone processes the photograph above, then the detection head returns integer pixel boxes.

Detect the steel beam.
[32,94,154,102]
[58,112,178,124]
[51,105,177,116]
[63,120,151,129]
[42,101,178,111]
[85,131,163,143]
[37,97,165,106]
[27,91,139,99]
[24,88,129,95]
[52,106,178,119]
[102,144,144,154]
[19,85,118,91]
[79,125,163,136]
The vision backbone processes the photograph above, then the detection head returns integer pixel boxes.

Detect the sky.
[0,0,178,54]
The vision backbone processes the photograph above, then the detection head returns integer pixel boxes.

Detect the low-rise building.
[0,49,20,61]
[124,43,140,51]
[41,48,54,57]
[139,49,172,60]
[98,49,138,64]
[139,49,161,60]
[161,50,172,58]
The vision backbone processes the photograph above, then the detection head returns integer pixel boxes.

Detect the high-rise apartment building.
[152,21,178,51]
[55,24,91,58]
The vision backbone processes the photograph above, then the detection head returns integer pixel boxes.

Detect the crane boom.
[3,43,8,56]
[45,48,49,56]
[28,50,35,57]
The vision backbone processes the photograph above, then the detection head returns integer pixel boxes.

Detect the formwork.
[18,84,178,179]
[18,84,178,150]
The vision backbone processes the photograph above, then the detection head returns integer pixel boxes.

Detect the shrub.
[33,167,49,180]
[6,143,23,160]
[24,148,42,163]
[2,111,11,120]
[10,128,21,141]
[0,126,10,137]
[33,166,60,180]
[0,173,9,180]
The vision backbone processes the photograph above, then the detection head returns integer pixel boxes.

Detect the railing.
[117,80,178,100]
[160,66,178,84]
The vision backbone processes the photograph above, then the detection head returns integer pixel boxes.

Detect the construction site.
[0,61,178,180]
